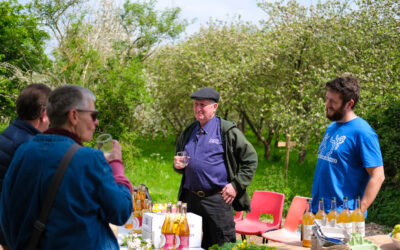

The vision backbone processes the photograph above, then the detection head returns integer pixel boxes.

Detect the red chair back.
[283,196,309,232]
[246,191,285,228]
[234,211,244,222]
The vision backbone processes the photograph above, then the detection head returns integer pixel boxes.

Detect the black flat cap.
[190,88,220,103]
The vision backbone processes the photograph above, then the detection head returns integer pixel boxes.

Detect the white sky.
[35,0,318,55]
[155,0,317,38]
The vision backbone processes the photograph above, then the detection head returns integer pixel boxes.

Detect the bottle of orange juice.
[133,199,142,233]
[327,197,339,227]
[173,201,182,233]
[352,197,365,236]
[176,203,190,250]
[337,197,352,234]
[161,202,175,250]
[315,198,327,226]
[302,198,315,247]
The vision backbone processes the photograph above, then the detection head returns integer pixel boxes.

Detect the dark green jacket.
[174,116,258,211]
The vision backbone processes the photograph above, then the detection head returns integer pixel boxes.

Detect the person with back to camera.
[0,85,133,249]
[0,83,51,250]
[312,76,385,215]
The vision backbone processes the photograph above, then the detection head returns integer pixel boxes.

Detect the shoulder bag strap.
[27,143,81,250]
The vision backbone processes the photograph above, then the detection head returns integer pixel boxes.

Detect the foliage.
[0,0,50,122]
[367,183,400,228]
[146,0,400,162]
[0,0,49,71]
[26,0,187,139]
[209,240,276,250]
[366,98,400,226]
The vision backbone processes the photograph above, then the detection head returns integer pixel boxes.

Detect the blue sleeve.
[90,151,133,225]
[359,132,383,168]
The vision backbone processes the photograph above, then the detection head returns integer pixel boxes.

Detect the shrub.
[366,100,400,226]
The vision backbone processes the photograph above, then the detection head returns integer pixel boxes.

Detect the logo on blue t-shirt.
[317,133,347,164]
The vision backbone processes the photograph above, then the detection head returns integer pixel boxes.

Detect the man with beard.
[311,76,385,215]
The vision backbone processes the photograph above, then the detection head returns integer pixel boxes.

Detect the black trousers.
[182,189,236,249]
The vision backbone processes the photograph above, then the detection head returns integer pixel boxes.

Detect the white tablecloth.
[116,226,203,250]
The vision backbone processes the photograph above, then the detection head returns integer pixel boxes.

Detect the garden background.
[1,0,399,228]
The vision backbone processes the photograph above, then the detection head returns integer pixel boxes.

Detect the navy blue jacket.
[0,118,40,193]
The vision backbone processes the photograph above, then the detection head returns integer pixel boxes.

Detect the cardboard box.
[142,212,202,249]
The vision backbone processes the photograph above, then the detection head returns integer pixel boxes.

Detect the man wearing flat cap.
[174,87,258,248]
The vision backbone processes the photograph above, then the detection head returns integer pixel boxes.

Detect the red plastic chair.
[235,191,285,242]
[234,211,244,222]
[262,196,309,243]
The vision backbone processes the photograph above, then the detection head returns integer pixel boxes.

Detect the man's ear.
[39,109,47,121]
[346,99,355,110]
[67,109,79,126]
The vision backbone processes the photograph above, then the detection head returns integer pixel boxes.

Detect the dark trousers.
[182,189,236,249]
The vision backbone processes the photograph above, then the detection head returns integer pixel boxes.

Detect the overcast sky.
[155,0,317,38]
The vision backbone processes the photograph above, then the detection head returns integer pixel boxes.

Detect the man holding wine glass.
[173,87,258,249]
[0,85,133,249]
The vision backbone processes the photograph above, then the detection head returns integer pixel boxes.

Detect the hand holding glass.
[175,151,189,169]
[96,133,113,157]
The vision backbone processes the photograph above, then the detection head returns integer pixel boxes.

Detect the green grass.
[122,131,318,217]
[1,122,318,217]
[123,135,182,203]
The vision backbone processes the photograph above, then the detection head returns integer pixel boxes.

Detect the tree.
[0,0,49,122]
[29,0,187,137]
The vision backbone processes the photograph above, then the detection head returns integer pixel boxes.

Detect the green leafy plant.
[209,240,276,250]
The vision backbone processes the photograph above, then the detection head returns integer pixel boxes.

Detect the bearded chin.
[326,109,345,121]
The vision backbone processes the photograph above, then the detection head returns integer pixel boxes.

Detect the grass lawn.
[122,131,318,216]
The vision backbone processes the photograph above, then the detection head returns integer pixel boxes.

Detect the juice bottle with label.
[161,202,175,250]
[302,198,314,247]
[176,203,190,250]
[173,201,182,233]
[351,197,365,236]
[327,197,339,227]
[140,185,146,209]
[315,198,328,226]
[133,199,142,233]
[142,199,150,214]
[337,197,352,234]
[125,191,136,229]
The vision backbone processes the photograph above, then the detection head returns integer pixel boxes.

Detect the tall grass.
[122,131,318,216]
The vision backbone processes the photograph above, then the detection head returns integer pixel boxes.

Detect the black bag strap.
[27,143,81,250]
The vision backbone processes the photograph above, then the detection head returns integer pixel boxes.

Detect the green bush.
[366,100,400,226]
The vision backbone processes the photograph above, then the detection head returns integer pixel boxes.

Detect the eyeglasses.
[76,109,98,122]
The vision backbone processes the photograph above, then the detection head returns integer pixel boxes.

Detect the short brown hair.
[326,76,360,109]
[16,84,51,120]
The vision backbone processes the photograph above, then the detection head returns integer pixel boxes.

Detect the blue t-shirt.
[311,117,383,214]
[183,116,228,191]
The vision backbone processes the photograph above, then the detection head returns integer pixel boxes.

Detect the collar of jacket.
[44,128,83,145]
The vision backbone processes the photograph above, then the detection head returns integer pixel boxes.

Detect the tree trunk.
[238,111,246,133]
[274,130,280,148]
[264,139,271,160]
[298,134,309,163]
[240,109,271,160]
